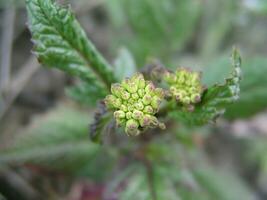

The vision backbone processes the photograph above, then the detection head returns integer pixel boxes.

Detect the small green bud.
[121,91,130,100]
[151,96,161,110]
[145,82,155,93]
[132,110,144,120]
[111,83,123,97]
[132,93,139,100]
[125,119,140,136]
[105,73,165,136]
[116,118,126,126]
[143,105,154,114]
[114,110,125,119]
[127,104,135,112]
[153,88,164,98]
[140,114,159,128]
[142,94,152,105]
[134,102,144,110]
[164,68,204,105]
[137,89,145,97]
[126,112,132,119]
[120,104,128,112]
[104,95,117,108]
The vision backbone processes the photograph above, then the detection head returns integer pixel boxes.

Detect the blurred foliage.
[0,194,6,200]
[0,105,116,180]
[246,137,267,173]
[104,137,254,200]
[105,0,201,66]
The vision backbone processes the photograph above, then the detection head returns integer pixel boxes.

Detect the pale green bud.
[132,93,139,100]
[111,83,123,97]
[132,110,144,120]
[145,82,155,93]
[142,94,152,105]
[121,91,130,100]
[143,105,154,114]
[137,89,144,97]
[125,119,140,136]
[104,95,117,108]
[153,88,164,98]
[120,104,128,112]
[151,96,161,110]
[114,110,125,119]
[126,112,132,119]
[164,68,203,105]
[116,118,126,126]
[127,104,135,112]
[134,102,144,110]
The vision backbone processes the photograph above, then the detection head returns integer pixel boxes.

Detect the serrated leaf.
[0,105,113,176]
[114,47,137,81]
[26,0,116,92]
[170,48,241,125]
[204,56,267,119]
[66,80,106,106]
[225,57,267,119]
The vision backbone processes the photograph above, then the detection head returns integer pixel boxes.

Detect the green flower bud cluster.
[164,68,204,105]
[105,73,165,136]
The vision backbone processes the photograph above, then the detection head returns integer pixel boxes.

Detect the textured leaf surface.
[170,49,241,125]
[26,0,116,92]
[66,80,106,106]
[0,105,114,176]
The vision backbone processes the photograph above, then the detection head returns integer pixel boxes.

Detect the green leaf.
[114,47,137,81]
[225,57,267,119]
[204,56,267,119]
[26,0,117,92]
[66,80,106,106]
[0,105,105,174]
[170,48,241,125]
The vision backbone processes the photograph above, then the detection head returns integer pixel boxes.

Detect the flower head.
[105,73,165,136]
[164,68,204,105]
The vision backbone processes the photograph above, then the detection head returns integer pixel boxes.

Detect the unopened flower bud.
[143,105,154,114]
[132,110,144,120]
[105,73,165,136]
[114,110,125,119]
[163,68,204,105]
[125,119,140,136]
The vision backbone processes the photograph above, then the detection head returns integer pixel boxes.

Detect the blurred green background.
[0,0,267,199]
